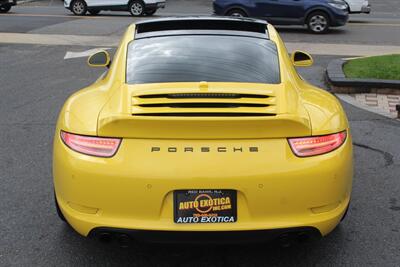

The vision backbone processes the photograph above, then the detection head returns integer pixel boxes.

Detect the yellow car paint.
[53,19,352,239]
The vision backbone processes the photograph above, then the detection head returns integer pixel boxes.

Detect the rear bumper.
[54,133,353,238]
[89,226,322,244]
[64,0,70,9]
[361,4,371,14]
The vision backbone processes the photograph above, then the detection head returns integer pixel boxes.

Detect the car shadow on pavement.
[55,222,347,266]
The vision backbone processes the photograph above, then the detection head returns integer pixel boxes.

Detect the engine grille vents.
[139,93,269,99]
[132,92,277,117]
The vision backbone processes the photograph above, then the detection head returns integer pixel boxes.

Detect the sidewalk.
[337,93,400,119]
[1,32,400,57]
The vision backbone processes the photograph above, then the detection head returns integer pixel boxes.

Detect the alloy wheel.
[309,15,328,33]
[227,9,247,17]
[73,1,85,15]
[130,2,143,16]
[230,12,243,17]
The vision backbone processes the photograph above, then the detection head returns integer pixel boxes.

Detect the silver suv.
[64,0,166,16]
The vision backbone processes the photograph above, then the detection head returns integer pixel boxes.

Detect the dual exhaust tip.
[95,231,312,248]
[277,232,311,248]
[98,232,130,248]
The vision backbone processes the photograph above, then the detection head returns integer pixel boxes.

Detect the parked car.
[54,17,353,244]
[0,0,16,13]
[64,0,166,16]
[213,0,349,33]
[345,0,370,14]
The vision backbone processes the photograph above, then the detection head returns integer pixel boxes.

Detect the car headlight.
[328,0,348,10]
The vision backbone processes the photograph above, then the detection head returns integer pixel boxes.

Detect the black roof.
[134,16,269,39]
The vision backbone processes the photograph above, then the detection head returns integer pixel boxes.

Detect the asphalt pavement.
[2,0,400,56]
[0,0,400,266]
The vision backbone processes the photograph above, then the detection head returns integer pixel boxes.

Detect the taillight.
[60,131,121,157]
[288,131,347,157]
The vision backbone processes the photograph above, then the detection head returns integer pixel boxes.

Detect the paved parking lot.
[0,0,400,266]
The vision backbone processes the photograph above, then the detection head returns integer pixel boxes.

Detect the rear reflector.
[288,131,347,157]
[60,131,121,157]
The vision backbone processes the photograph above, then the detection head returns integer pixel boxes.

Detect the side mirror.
[87,50,111,68]
[291,51,313,67]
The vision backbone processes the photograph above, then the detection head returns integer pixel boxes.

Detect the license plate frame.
[173,189,237,224]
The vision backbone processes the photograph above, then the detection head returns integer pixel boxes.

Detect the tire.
[145,9,157,16]
[306,11,330,34]
[129,0,145,17]
[88,9,101,15]
[225,8,247,17]
[0,4,12,13]
[341,203,350,222]
[54,193,66,222]
[71,0,87,16]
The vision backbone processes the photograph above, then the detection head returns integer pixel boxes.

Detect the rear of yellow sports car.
[53,18,352,244]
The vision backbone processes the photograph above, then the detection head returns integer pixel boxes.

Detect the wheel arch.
[304,7,333,25]
[70,0,87,9]
[128,0,145,8]
[224,5,249,16]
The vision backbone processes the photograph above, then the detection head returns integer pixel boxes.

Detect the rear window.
[126,35,280,84]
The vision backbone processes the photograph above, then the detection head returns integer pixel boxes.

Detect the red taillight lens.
[288,131,347,157]
[60,131,121,157]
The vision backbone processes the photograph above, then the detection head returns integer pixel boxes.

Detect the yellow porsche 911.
[53,17,353,245]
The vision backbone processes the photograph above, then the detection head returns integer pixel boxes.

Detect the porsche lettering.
[151,147,259,153]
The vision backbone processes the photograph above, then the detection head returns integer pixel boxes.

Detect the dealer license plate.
[174,189,237,224]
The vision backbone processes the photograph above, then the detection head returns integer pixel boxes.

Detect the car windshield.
[126,35,280,84]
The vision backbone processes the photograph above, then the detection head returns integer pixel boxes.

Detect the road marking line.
[0,13,117,19]
[1,32,399,56]
[348,23,400,27]
[64,48,111,59]
[0,32,119,46]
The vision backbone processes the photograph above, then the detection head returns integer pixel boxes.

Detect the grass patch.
[343,54,400,80]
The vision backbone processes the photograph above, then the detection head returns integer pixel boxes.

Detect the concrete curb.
[17,0,38,4]
[327,59,400,120]
[326,59,400,94]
